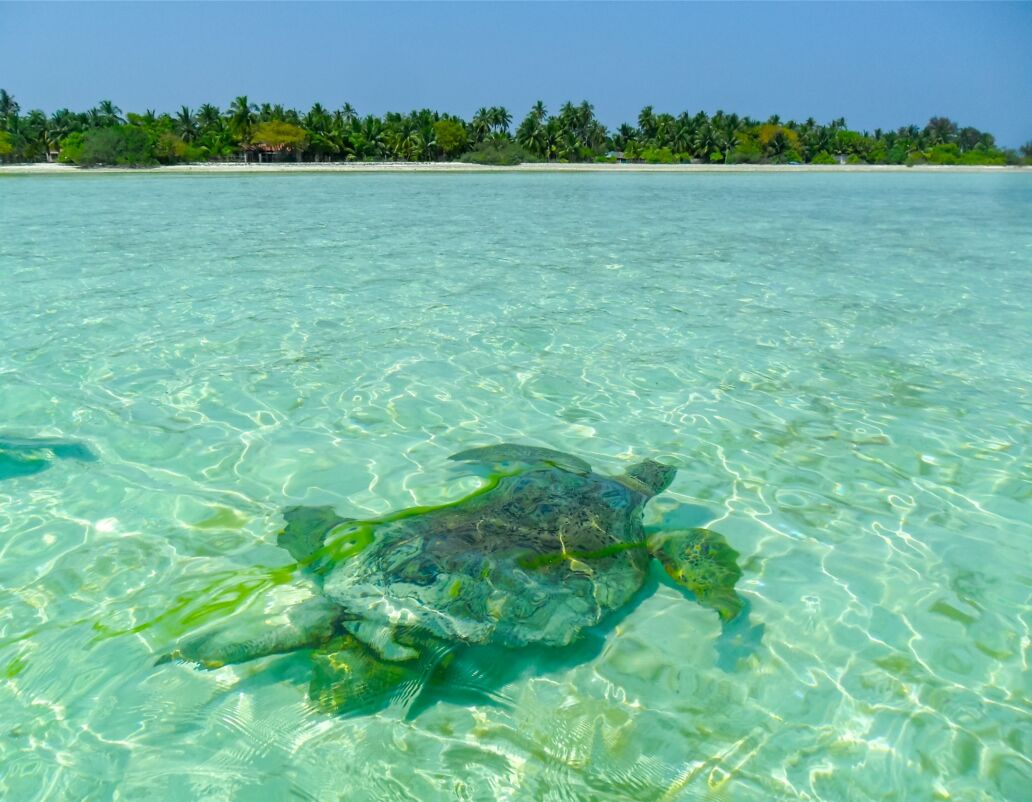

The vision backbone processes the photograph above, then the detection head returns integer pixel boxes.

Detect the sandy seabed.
[0,161,1026,175]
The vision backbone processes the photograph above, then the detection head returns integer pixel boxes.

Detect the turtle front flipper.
[279,505,353,564]
[308,630,453,717]
[647,528,763,668]
[448,443,591,475]
[158,597,342,669]
[646,528,746,623]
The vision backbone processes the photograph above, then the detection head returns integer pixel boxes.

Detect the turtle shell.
[321,467,652,648]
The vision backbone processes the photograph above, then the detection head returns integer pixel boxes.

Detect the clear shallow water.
[1,172,1030,801]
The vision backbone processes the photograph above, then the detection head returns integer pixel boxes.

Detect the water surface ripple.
[1,173,1030,801]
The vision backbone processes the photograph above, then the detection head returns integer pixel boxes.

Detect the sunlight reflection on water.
[0,173,1030,801]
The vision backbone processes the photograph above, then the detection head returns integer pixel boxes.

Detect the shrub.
[886,143,912,164]
[57,132,86,164]
[250,121,307,150]
[433,119,466,159]
[459,140,535,165]
[926,143,960,165]
[958,148,1006,166]
[811,151,836,165]
[183,143,207,163]
[727,134,762,164]
[0,130,15,161]
[154,132,189,163]
[77,126,157,166]
[640,146,675,164]
[576,145,598,162]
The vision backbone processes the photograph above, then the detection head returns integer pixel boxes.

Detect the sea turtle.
[162,444,751,715]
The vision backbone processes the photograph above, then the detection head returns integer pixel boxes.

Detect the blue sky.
[1,1,1030,146]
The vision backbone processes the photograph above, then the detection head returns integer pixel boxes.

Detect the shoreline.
[0,161,1026,175]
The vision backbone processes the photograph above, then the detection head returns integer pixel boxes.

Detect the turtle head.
[621,459,676,497]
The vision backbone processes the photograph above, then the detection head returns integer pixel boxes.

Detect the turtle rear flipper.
[279,505,353,564]
[1,436,97,482]
[0,435,97,462]
[0,452,52,481]
[448,444,591,475]
[158,597,342,668]
[308,632,453,717]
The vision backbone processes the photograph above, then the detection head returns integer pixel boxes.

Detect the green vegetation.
[459,140,536,166]
[0,88,1024,167]
[78,125,157,166]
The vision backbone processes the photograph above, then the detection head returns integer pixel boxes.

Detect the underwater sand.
[1,172,1030,800]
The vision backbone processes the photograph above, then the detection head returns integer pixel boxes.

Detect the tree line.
[0,90,1028,167]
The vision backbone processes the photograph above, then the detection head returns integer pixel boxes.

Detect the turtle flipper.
[448,444,591,475]
[308,631,453,717]
[0,451,52,481]
[647,528,745,623]
[0,436,97,482]
[158,597,342,668]
[279,505,353,564]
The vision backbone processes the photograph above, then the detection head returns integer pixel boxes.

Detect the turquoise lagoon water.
[0,172,1029,801]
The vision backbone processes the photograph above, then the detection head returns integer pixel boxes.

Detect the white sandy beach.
[0,161,1025,175]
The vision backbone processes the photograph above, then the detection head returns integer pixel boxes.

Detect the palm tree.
[304,104,332,153]
[228,95,257,142]
[339,103,358,127]
[637,105,656,141]
[718,129,740,163]
[417,126,437,161]
[613,123,636,150]
[48,108,80,142]
[22,109,53,161]
[694,125,718,160]
[804,127,832,159]
[765,130,792,161]
[175,106,198,141]
[199,128,236,161]
[671,119,694,154]
[653,113,675,149]
[0,89,18,124]
[490,106,512,134]
[352,115,385,159]
[923,116,957,146]
[516,107,547,157]
[403,129,425,161]
[576,100,594,125]
[471,107,491,143]
[96,99,123,124]
[198,104,222,131]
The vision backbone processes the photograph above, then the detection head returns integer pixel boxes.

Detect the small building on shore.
[244,142,301,163]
